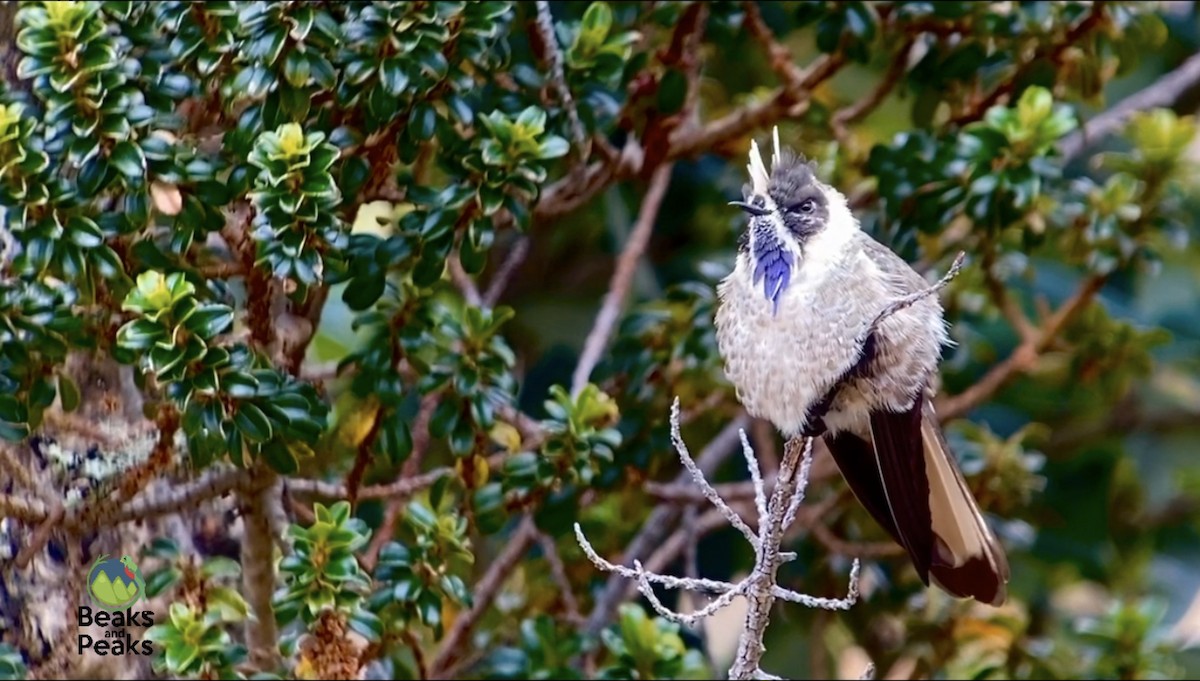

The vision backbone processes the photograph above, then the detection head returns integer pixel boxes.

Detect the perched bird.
[713,128,1010,606]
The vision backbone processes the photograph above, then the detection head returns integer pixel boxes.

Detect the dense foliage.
[1,1,1199,679]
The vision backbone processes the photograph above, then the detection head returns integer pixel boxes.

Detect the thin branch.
[538,530,584,626]
[1060,51,1200,163]
[582,412,749,636]
[669,400,759,547]
[289,452,506,502]
[535,1,588,161]
[483,234,530,306]
[575,400,860,680]
[858,251,966,348]
[532,48,846,225]
[739,430,769,522]
[740,0,812,95]
[860,661,877,680]
[429,514,539,679]
[949,1,1109,126]
[831,38,914,141]
[570,162,674,396]
[447,251,483,307]
[938,274,1106,420]
[981,244,1037,343]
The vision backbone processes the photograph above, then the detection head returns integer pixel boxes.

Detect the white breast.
[714,233,879,437]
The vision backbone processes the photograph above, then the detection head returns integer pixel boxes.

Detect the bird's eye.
[789,199,816,214]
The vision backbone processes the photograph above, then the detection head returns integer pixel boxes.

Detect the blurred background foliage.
[2,0,1200,679]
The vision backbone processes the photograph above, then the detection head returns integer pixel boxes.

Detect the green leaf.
[348,608,384,643]
[207,586,251,622]
[77,154,110,197]
[116,319,166,351]
[260,438,298,474]
[111,140,147,180]
[146,567,181,598]
[183,304,234,340]
[57,373,80,412]
[283,49,311,87]
[234,403,273,443]
[537,136,569,160]
[379,57,410,96]
[201,556,242,580]
[578,2,614,51]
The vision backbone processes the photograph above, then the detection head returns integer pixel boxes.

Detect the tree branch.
[938,274,1106,420]
[571,162,674,396]
[575,400,859,680]
[429,514,539,679]
[949,1,1109,127]
[483,234,530,306]
[1059,50,1200,164]
[241,465,282,671]
[582,412,749,636]
[535,1,588,162]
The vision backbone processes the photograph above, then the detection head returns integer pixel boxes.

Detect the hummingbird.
[713,128,1010,606]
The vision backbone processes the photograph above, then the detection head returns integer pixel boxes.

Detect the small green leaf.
[201,556,242,580]
[260,438,298,474]
[234,403,273,443]
[379,57,410,96]
[57,373,80,412]
[111,140,147,180]
[348,608,384,643]
[146,567,182,598]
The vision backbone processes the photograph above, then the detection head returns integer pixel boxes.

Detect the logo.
[77,554,156,657]
[86,554,145,611]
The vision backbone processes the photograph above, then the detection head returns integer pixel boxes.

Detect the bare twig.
[860,661,877,680]
[538,530,584,626]
[859,251,966,347]
[582,412,749,636]
[447,251,483,307]
[670,401,758,546]
[429,514,539,679]
[575,400,860,680]
[535,1,588,161]
[831,38,914,141]
[483,234,530,306]
[1059,50,1200,163]
[570,162,674,396]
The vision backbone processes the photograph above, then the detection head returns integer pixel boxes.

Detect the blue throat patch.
[751,228,792,316]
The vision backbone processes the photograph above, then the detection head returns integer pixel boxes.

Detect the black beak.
[729,200,771,217]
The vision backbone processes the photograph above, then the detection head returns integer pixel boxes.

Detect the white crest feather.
[747,139,769,195]
[771,125,782,173]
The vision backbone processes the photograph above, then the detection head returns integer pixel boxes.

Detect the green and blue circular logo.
[86,554,146,612]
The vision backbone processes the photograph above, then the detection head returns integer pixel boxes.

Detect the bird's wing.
[919,399,1011,606]
[825,393,1010,605]
[865,396,936,585]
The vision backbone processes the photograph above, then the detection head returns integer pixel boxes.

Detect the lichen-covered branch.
[575,400,860,680]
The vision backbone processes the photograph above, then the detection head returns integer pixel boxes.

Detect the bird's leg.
[800,332,878,438]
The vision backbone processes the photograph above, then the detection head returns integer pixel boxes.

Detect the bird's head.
[730,127,852,314]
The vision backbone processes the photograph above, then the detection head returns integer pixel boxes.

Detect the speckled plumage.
[715,130,1010,606]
